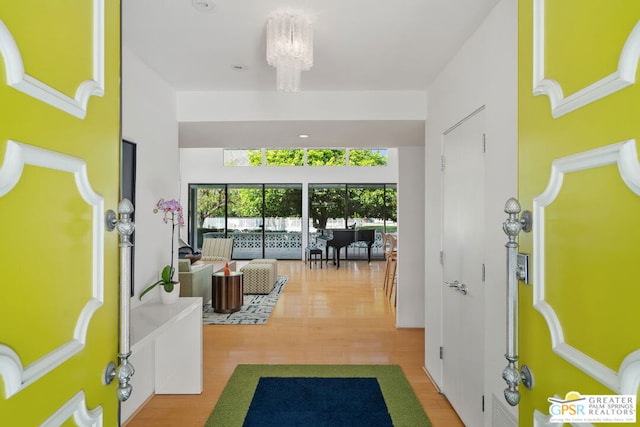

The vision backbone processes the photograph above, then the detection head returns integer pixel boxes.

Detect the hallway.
[125,260,463,426]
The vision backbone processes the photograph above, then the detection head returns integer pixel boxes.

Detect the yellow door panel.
[519,1,640,426]
[0,0,93,95]
[0,1,120,425]
[545,1,640,95]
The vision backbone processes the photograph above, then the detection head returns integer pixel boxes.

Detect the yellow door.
[0,1,121,425]
[518,1,640,425]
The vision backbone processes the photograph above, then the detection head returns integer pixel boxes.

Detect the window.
[308,183,397,233]
[190,184,227,248]
[265,149,304,166]
[225,148,388,167]
[349,149,388,166]
[188,183,302,259]
[308,184,346,231]
[307,149,346,166]
[223,149,253,166]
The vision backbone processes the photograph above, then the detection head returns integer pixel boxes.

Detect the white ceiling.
[123,0,500,147]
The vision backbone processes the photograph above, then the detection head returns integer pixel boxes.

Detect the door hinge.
[482,395,485,412]
[482,263,485,282]
[439,346,444,359]
[440,155,445,171]
[439,251,444,265]
[482,134,486,153]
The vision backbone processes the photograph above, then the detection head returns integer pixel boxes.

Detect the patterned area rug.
[202,276,288,325]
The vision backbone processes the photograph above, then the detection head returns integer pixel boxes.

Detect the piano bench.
[306,247,323,269]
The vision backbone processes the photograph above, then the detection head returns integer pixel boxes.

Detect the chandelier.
[266,11,313,92]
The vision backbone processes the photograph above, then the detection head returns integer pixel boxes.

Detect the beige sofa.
[178,259,213,304]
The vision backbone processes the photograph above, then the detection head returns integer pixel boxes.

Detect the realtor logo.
[548,391,636,423]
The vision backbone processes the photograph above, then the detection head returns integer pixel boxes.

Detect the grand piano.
[316,229,376,268]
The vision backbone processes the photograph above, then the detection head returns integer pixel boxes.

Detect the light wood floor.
[124,260,464,427]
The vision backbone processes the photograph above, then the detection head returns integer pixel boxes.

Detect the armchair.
[178,259,213,304]
[200,238,233,263]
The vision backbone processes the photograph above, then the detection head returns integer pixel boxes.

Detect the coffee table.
[212,271,243,313]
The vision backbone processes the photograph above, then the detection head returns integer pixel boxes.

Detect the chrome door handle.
[106,199,136,401]
[456,282,467,295]
[443,280,468,295]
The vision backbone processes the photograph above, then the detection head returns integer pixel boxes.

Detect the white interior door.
[441,109,486,426]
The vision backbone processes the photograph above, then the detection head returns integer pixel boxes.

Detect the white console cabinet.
[121,297,203,423]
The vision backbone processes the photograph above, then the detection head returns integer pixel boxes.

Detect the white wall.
[177,91,427,121]
[122,46,180,309]
[397,146,426,327]
[424,0,518,424]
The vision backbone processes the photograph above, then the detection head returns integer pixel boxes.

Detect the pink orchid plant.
[139,198,185,300]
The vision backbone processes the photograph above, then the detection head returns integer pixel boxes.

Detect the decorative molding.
[532,0,640,118]
[0,141,104,398]
[0,0,104,119]
[532,140,640,395]
[41,391,103,427]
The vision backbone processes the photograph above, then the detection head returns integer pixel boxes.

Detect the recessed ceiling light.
[298,134,309,138]
[231,65,248,72]
[192,0,216,13]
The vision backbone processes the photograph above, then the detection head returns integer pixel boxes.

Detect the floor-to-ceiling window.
[189,184,226,248]
[308,183,397,259]
[264,184,302,258]
[190,183,395,260]
[188,183,303,259]
[227,184,264,259]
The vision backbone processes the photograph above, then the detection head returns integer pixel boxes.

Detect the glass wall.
[227,184,264,259]
[308,183,397,260]
[308,184,347,232]
[264,184,303,258]
[188,183,302,259]
[188,183,395,260]
[189,184,226,248]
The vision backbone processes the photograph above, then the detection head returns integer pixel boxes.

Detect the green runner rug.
[205,364,432,427]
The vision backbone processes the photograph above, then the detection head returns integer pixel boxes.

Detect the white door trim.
[41,391,103,427]
[532,0,640,118]
[0,0,105,119]
[0,141,105,398]
[532,139,640,394]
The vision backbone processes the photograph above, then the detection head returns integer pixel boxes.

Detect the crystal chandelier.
[266,11,313,92]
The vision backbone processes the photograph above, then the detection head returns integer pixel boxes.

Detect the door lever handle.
[456,282,467,295]
[443,280,467,295]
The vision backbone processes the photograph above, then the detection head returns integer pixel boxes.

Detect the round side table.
[212,271,243,313]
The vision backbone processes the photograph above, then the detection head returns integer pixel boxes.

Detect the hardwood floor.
[124,260,464,426]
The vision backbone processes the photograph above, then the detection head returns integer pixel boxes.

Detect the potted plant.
[139,198,184,303]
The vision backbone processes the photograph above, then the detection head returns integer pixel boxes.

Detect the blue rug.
[242,377,393,427]
[203,276,288,325]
